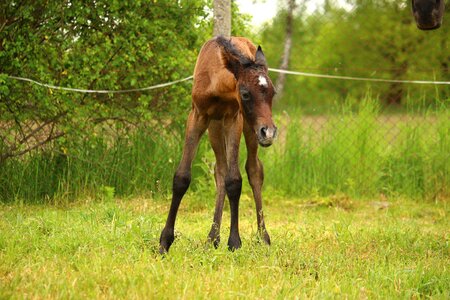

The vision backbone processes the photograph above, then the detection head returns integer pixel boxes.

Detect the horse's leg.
[243,120,271,245]
[159,109,209,254]
[207,120,227,248]
[224,113,243,251]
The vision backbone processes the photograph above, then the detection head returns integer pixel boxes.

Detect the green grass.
[0,196,448,299]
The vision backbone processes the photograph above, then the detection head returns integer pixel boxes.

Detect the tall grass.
[262,99,449,200]
[0,130,182,203]
[0,99,448,203]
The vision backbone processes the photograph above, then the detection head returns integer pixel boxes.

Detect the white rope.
[268,68,450,85]
[7,75,194,94]
[5,67,450,94]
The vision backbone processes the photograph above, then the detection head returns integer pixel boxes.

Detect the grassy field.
[1,195,448,299]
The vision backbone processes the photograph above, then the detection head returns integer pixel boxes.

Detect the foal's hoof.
[227,235,242,251]
[208,226,221,249]
[260,230,271,246]
[159,229,175,254]
[207,233,221,249]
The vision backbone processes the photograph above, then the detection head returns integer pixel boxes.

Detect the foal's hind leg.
[207,120,227,248]
[159,109,209,254]
[243,120,271,245]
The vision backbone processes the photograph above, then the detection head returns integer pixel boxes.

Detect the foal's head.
[218,37,277,147]
[412,0,445,30]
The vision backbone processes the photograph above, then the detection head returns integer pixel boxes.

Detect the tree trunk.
[213,0,231,37]
[275,0,296,101]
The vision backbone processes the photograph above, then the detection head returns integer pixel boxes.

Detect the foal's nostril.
[258,125,277,140]
[257,125,277,147]
[260,126,268,138]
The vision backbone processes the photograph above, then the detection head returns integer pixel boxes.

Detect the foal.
[159,36,277,253]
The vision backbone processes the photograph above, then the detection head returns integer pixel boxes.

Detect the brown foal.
[159,36,277,253]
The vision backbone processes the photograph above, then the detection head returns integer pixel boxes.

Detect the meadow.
[0,194,448,299]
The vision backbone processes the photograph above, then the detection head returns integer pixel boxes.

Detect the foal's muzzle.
[257,125,278,147]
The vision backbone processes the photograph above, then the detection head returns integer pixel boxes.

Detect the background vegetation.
[262,0,450,112]
[0,0,448,202]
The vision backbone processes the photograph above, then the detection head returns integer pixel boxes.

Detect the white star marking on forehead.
[258,75,268,87]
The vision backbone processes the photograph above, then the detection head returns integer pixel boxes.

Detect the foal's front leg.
[243,120,271,245]
[159,110,209,254]
[207,120,227,248]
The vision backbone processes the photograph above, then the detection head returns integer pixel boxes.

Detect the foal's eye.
[241,91,251,101]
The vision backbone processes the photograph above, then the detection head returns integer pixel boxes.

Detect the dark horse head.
[217,36,277,147]
[412,0,445,30]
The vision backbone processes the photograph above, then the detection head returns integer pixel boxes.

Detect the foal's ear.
[255,46,268,68]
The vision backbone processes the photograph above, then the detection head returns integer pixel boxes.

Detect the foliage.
[0,197,448,298]
[261,0,450,112]
[0,0,213,161]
